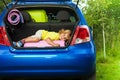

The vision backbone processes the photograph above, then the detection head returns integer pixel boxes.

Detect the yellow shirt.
[41,30,60,40]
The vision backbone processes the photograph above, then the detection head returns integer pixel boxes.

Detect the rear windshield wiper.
[14,0,18,6]
[12,0,19,8]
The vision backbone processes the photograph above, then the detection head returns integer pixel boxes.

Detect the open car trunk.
[4,4,79,48]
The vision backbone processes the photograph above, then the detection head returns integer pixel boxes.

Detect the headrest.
[21,11,31,22]
[56,10,70,21]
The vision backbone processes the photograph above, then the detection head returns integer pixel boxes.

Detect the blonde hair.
[59,29,71,40]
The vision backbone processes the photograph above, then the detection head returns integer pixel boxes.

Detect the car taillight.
[71,25,90,45]
[0,27,10,46]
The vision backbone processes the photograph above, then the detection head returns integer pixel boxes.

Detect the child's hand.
[54,44,60,47]
[45,38,60,47]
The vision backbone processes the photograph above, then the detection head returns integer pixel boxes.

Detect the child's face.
[59,33,69,41]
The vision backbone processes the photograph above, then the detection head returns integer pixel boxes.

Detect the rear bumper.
[0,42,95,77]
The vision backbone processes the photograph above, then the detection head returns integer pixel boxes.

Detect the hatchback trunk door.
[12,0,72,2]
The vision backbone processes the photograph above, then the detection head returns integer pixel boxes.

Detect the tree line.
[74,0,120,57]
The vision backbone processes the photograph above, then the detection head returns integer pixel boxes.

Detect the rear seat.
[49,22,75,32]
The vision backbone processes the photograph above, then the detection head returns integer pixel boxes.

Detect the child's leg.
[22,30,42,43]
[13,36,40,47]
[22,36,40,43]
[13,30,42,47]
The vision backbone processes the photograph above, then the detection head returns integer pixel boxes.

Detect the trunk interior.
[4,4,79,48]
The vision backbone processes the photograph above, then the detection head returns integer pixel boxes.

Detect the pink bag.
[24,40,65,47]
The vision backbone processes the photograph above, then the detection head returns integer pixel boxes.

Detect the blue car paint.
[0,42,95,76]
[0,1,96,77]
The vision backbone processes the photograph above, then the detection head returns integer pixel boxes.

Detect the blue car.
[0,0,95,79]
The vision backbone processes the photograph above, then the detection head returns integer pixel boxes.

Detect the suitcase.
[27,9,48,22]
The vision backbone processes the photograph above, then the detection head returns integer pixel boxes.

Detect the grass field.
[97,61,120,80]
[96,45,120,80]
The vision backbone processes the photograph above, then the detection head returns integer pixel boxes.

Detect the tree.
[0,0,11,13]
[79,0,120,58]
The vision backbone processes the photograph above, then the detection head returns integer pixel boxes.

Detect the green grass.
[96,48,120,80]
[97,61,120,80]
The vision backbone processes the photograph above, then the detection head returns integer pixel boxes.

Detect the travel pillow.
[24,40,65,47]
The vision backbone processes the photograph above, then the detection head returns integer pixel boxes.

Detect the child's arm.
[45,38,60,47]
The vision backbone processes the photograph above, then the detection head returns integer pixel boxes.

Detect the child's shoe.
[13,41,24,47]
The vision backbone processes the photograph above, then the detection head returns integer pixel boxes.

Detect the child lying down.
[13,29,71,47]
